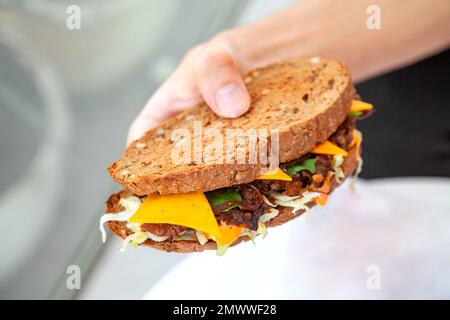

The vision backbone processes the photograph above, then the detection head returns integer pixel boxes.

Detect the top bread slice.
[109,58,356,195]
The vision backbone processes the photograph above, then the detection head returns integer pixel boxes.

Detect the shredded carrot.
[316,193,328,206]
[317,172,333,194]
[311,140,348,157]
[350,130,363,155]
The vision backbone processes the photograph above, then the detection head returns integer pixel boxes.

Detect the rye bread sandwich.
[100,58,373,255]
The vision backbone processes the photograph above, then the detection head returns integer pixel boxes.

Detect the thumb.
[192,45,250,118]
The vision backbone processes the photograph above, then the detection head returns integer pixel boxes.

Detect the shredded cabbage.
[119,230,170,252]
[119,231,149,252]
[259,208,279,223]
[350,156,363,192]
[242,229,257,243]
[269,193,297,202]
[242,221,270,246]
[119,196,142,211]
[256,222,267,238]
[100,195,166,251]
[99,211,134,243]
[269,191,321,221]
[99,196,142,242]
[262,195,276,207]
[146,233,170,242]
[269,191,321,214]
[332,154,345,183]
[216,244,230,256]
[127,222,142,233]
[196,230,209,245]
[111,204,168,251]
[173,230,197,241]
[349,130,363,191]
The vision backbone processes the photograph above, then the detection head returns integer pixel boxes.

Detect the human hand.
[128,35,251,144]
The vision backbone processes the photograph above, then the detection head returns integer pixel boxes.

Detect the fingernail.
[215,83,249,118]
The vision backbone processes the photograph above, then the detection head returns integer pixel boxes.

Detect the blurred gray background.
[0,0,295,299]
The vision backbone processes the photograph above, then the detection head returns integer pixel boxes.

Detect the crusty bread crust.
[106,142,359,253]
[108,59,356,195]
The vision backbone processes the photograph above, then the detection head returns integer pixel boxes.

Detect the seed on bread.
[120,169,136,179]
[310,56,321,64]
[251,70,260,77]
[135,142,147,149]
[156,128,165,137]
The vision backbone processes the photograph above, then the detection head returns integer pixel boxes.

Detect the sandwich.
[100,58,373,255]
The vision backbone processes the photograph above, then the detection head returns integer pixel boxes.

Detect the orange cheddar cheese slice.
[129,192,221,238]
[350,100,373,112]
[311,141,348,157]
[256,167,292,181]
[216,223,244,246]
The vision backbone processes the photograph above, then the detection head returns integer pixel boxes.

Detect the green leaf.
[349,111,363,117]
[286,158,317,175]
[130,241,138,248]
[206,188,242,207]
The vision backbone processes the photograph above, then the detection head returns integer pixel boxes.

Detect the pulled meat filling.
[140,116,357,237]
[214,184,268,231]
[140,223,188,237]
